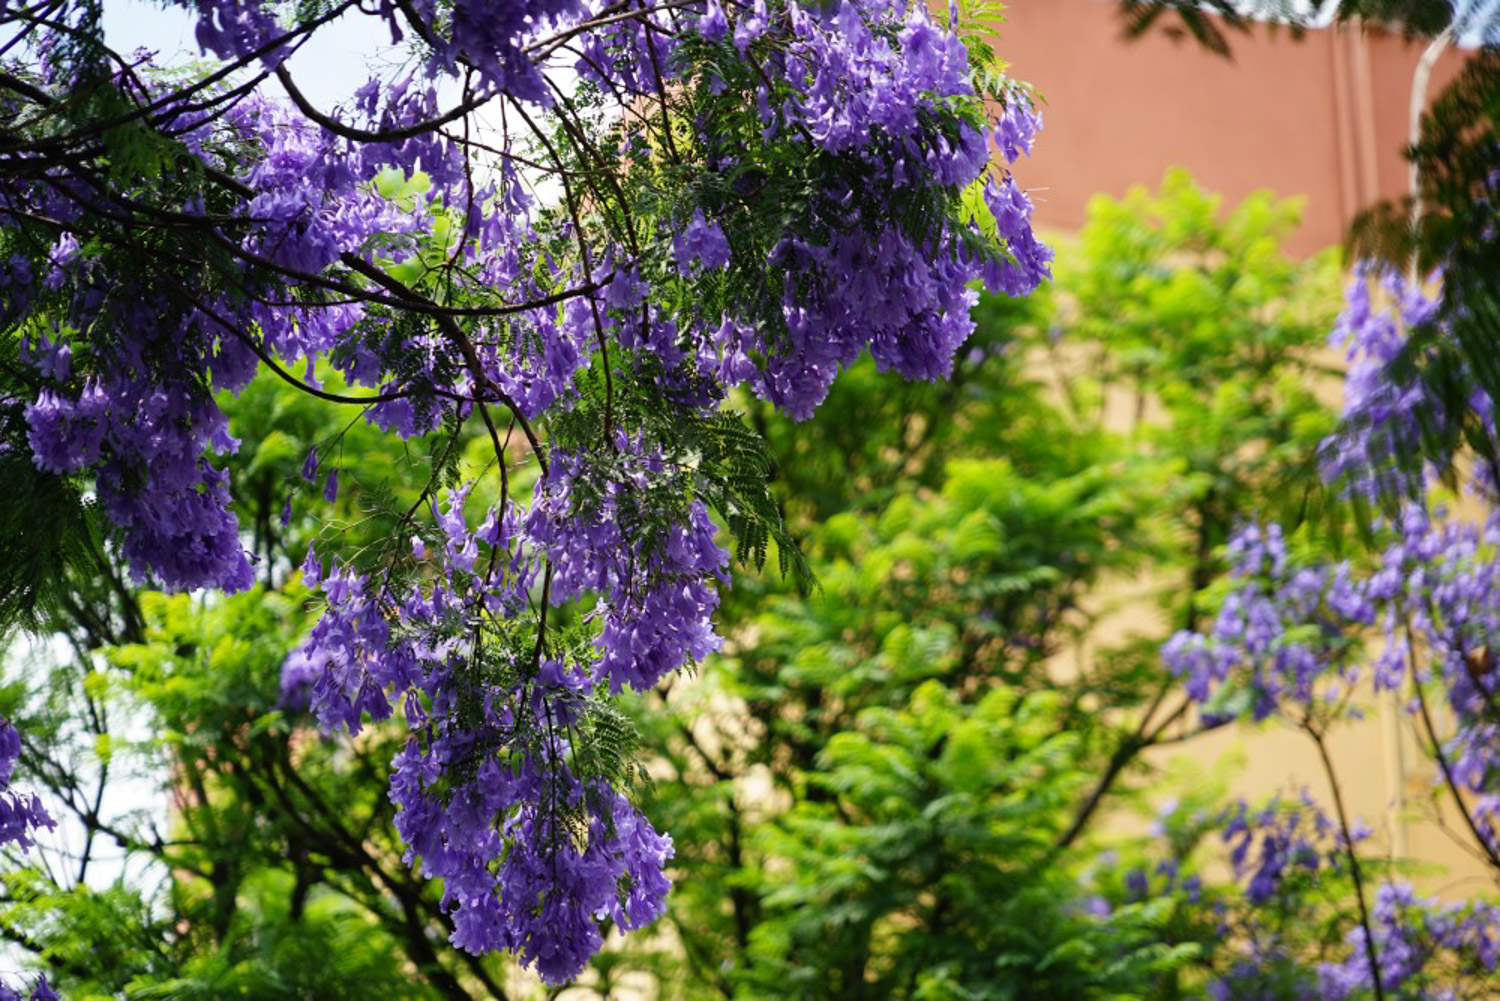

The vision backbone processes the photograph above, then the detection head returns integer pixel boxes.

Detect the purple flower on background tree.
[1160,258,1500,1001]
[1321,262,1496,502]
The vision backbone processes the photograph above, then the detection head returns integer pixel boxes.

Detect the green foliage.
[581,171,1345,1000]
[1058,170,1345,598]
[0,418,101,632]
[0,578,463,999]
[738,682,1196,1001]
[620,434,1200,996]
[0,170,1352,999]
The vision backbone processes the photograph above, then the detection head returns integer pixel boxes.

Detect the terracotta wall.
[995,0,1470,255]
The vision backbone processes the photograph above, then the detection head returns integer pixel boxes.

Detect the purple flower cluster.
[287,450,721,981]
[778,3,979,167]
[21,279,255,592]
[726,96,1050,420]
[1322,262,1496,500]
[1221,793,1351,905]
[8,69,513,593]
[572,0,1051,417]
[1316,883,1499,1000]
[1162,523,1372,723]
[5,0,1049,981]
[0,977,58,1001]
[390,741,672,982]
[527,448,729,695]
[1199,791,1500,1001]
[1164,505,1500,861]
[187,0,282,64]
[1117,856,1201,905]
[0,719,53,851]
[180,0,579,101]
[417,0,585,102]
[1207,866,1499,1001]
[1374,505,1500,850]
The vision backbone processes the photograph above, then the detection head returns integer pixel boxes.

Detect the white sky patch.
[1206,0,1497,45]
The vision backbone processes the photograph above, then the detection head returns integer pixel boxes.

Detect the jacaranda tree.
[1158,262,1500,1001]
[0,169,1357,1001]
[0,0,1051,989]
[1106,9,1500,999]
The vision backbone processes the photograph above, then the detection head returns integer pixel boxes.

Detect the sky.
[103,0,416,107]
[102,0,550,195]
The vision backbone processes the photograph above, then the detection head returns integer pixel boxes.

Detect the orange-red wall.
[996,0,1469,255]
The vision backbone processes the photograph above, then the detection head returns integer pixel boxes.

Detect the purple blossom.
[1167,505,1500,862]
[1320,262,1493,500]
[279,449,724,981]
[0,719,54,851]
[1162,522,1373,722]
[10,0,1051,981]
[1194,794,1500,1001]
[0,977,58,1001]
[673,211,731,272]
[1220,795,1339,904]
[995,95,1041,163]
[698,0,729,41]
[1314,885,1500,1000]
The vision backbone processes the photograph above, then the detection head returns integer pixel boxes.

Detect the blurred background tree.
[1115,0,1500,509]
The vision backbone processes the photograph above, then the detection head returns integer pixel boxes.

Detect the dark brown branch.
[337,252,550,473]
[275,63,490,144]
[1405,619,1500,875]
[1307,722,1386,1001]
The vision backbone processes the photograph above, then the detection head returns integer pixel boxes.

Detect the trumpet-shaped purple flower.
[10,0,1050,981]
